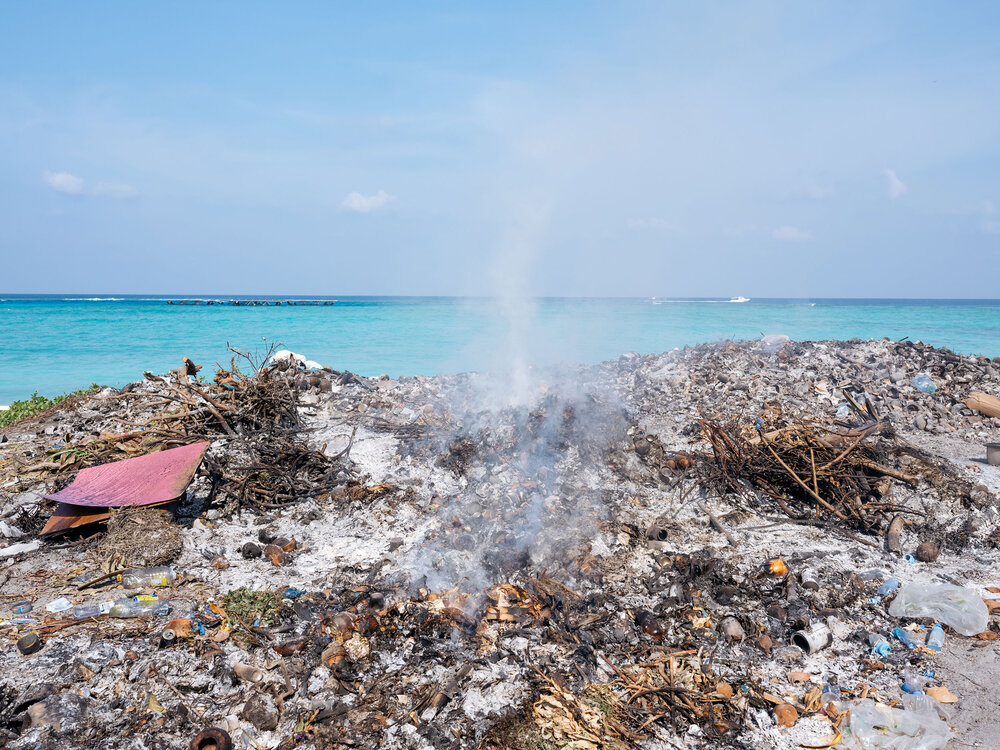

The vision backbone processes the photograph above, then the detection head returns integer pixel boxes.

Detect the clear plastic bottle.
[72,599,116,619]
[72,595,169,619]
[118,566,176,588]
[109,595,169,618]
[926,623,945,651]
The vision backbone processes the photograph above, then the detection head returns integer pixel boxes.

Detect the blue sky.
[1,2,998,297]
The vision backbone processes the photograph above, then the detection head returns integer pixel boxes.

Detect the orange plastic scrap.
[40,441,209,535]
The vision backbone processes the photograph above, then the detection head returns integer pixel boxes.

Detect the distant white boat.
[729,296,750,303]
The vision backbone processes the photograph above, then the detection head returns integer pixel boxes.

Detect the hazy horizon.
[4,293,1000,302]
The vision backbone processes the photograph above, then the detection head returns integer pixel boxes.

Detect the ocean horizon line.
[3,293,1000,304]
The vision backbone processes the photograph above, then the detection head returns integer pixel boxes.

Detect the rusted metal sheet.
[41,441,209,535]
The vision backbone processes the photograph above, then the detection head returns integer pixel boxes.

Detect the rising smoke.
[396,196,630,597]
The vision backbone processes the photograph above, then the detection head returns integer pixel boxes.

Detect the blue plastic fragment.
[283,587,306,599]
[877,578,899,596]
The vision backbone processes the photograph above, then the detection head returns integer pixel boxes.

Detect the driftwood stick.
[696,502,739,547]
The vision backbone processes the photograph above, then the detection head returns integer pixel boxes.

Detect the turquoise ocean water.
[0,295,998,405]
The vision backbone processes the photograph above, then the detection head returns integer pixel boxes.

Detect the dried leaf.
[802,685,823,713]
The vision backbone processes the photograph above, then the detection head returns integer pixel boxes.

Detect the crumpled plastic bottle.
[844,694,951,749]
[888,583,988,636]
[902,668,931,694]
[911,374,936,394]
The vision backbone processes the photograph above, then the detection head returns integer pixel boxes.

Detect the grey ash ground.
[1,337,999,749]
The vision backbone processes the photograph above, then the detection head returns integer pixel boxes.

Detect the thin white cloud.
[43,172,137,198]
[772,225,813,241]
[626,217,671,229]
[44,171,84,195]
[982,221,1000,235]
[92,182,138,198]
[339,189,394,213]
[883,168,908,199]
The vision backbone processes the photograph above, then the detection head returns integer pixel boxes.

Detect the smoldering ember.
[2,337,1000,750]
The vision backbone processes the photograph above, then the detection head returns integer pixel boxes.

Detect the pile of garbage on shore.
[1,337,999,749]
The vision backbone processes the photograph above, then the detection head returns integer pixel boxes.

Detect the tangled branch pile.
[700,412,917,535]
[7,346,356,516]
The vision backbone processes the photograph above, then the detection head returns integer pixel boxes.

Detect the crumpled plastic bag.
[842,694,951,750]
[888,582,988,636]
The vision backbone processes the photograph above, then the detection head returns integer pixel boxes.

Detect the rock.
[718,616,745,641]
[915,541,940,562]
[78,641,121,674]
[28,693,92,733]
[969,484,992,510]
[241,693,279,731]
[915,415,928,431]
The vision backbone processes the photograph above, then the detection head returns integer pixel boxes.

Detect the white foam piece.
[270,350,306,365]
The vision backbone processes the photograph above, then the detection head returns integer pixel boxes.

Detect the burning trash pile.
[0,336,999,749]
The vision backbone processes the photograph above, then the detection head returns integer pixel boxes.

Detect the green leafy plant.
[0,384,99,429]
[220,588,283,628]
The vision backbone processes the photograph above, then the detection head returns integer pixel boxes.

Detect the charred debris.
[1,338,999,749]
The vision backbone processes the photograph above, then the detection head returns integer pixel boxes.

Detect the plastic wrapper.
[887,583,988,636]
[843,694,951,749]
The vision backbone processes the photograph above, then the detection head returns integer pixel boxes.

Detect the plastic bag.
[888,583,988,636]
[761,334,790,352]
[843,694,951,749]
